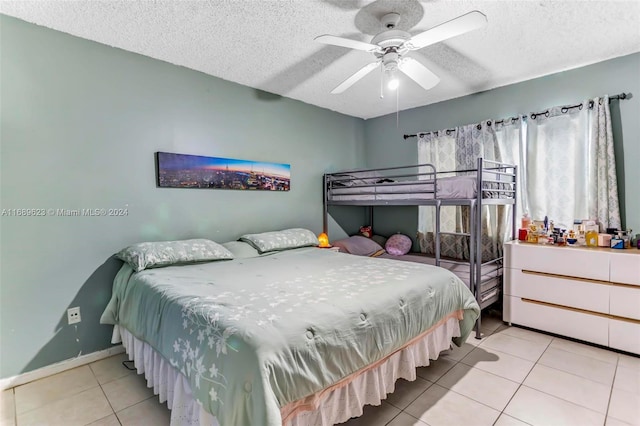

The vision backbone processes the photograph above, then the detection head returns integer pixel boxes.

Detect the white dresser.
[503,241,640,354]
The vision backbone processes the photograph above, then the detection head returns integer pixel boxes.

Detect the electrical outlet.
[67,307,81,325]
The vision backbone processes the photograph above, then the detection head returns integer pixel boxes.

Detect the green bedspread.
[101,247,479,425]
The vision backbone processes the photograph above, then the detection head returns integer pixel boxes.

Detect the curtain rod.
[403,92,630,140]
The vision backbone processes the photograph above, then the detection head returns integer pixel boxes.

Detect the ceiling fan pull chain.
[396,84,400,128]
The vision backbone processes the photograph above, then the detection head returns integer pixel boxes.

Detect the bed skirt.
[116,314,461,425]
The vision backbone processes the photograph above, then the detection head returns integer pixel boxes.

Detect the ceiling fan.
[315,10,487,94]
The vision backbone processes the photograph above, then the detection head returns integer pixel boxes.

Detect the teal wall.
[363,53,640,240]
[0,16,365,378]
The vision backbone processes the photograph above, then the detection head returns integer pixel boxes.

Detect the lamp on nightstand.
[318,232,330,248]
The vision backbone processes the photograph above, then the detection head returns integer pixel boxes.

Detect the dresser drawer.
[610,285,640,320]
[609,318,640,355]
[504,268,609,314]
[504,296,609,346]
[505,242,609,281]
[610,253,640,286]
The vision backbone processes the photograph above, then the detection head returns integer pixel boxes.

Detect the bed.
[101,236,480,425]
[323,158,517,338]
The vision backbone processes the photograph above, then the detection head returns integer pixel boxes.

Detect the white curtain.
[494,118,526,218]
[525,96,620,231]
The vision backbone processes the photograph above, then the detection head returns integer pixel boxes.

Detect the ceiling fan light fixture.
[385,68,399,90]
[383,52,399,90]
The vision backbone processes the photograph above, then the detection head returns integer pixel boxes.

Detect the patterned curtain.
[417,130,460,258]
[591,96,621,230]
[417,120,520,261]
[525,96,620,231]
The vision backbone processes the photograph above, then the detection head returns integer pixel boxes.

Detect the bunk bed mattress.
[377,254,502,303]
[100,247,480,425]
[377,253,500,283]
[330,176,476,201]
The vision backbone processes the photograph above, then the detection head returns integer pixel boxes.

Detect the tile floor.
[1,314,638,426]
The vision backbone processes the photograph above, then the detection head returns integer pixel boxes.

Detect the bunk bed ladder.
[472,159,518,339]
[435,200,441,267]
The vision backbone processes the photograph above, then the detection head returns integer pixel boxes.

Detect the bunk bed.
[323,158,517,338]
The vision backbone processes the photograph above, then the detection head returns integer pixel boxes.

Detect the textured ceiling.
[2,0,639,119]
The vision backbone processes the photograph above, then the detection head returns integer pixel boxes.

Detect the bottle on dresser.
[611,229,633,249]
[573,219,598,246]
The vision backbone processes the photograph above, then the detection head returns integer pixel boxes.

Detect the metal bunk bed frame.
[323,158,517,339]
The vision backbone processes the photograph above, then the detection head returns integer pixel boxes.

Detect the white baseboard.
[0,345,125,391]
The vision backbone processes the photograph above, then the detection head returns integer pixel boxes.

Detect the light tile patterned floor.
[1,314,638,426]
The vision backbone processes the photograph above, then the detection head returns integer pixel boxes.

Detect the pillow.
[239,228,318,253]
[222,241,261,258]
[385,234,412,256]
[332,236,386,257]
[117,239,233,272]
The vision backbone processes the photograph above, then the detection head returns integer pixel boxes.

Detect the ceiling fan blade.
[405,11,487,50]
[315,35,381,53]
[331,61,380,94]
[398,57,440,91]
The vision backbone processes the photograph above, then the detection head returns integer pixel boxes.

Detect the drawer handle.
[522,270,639,289]
[522,270,608,285]
[521,298,640,325]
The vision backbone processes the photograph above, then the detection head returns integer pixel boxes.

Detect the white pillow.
[117,239,233,272]
[239,228,318,253]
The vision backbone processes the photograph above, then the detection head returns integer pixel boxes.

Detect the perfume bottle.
[521,212,531,229]
[586,229,598,247]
